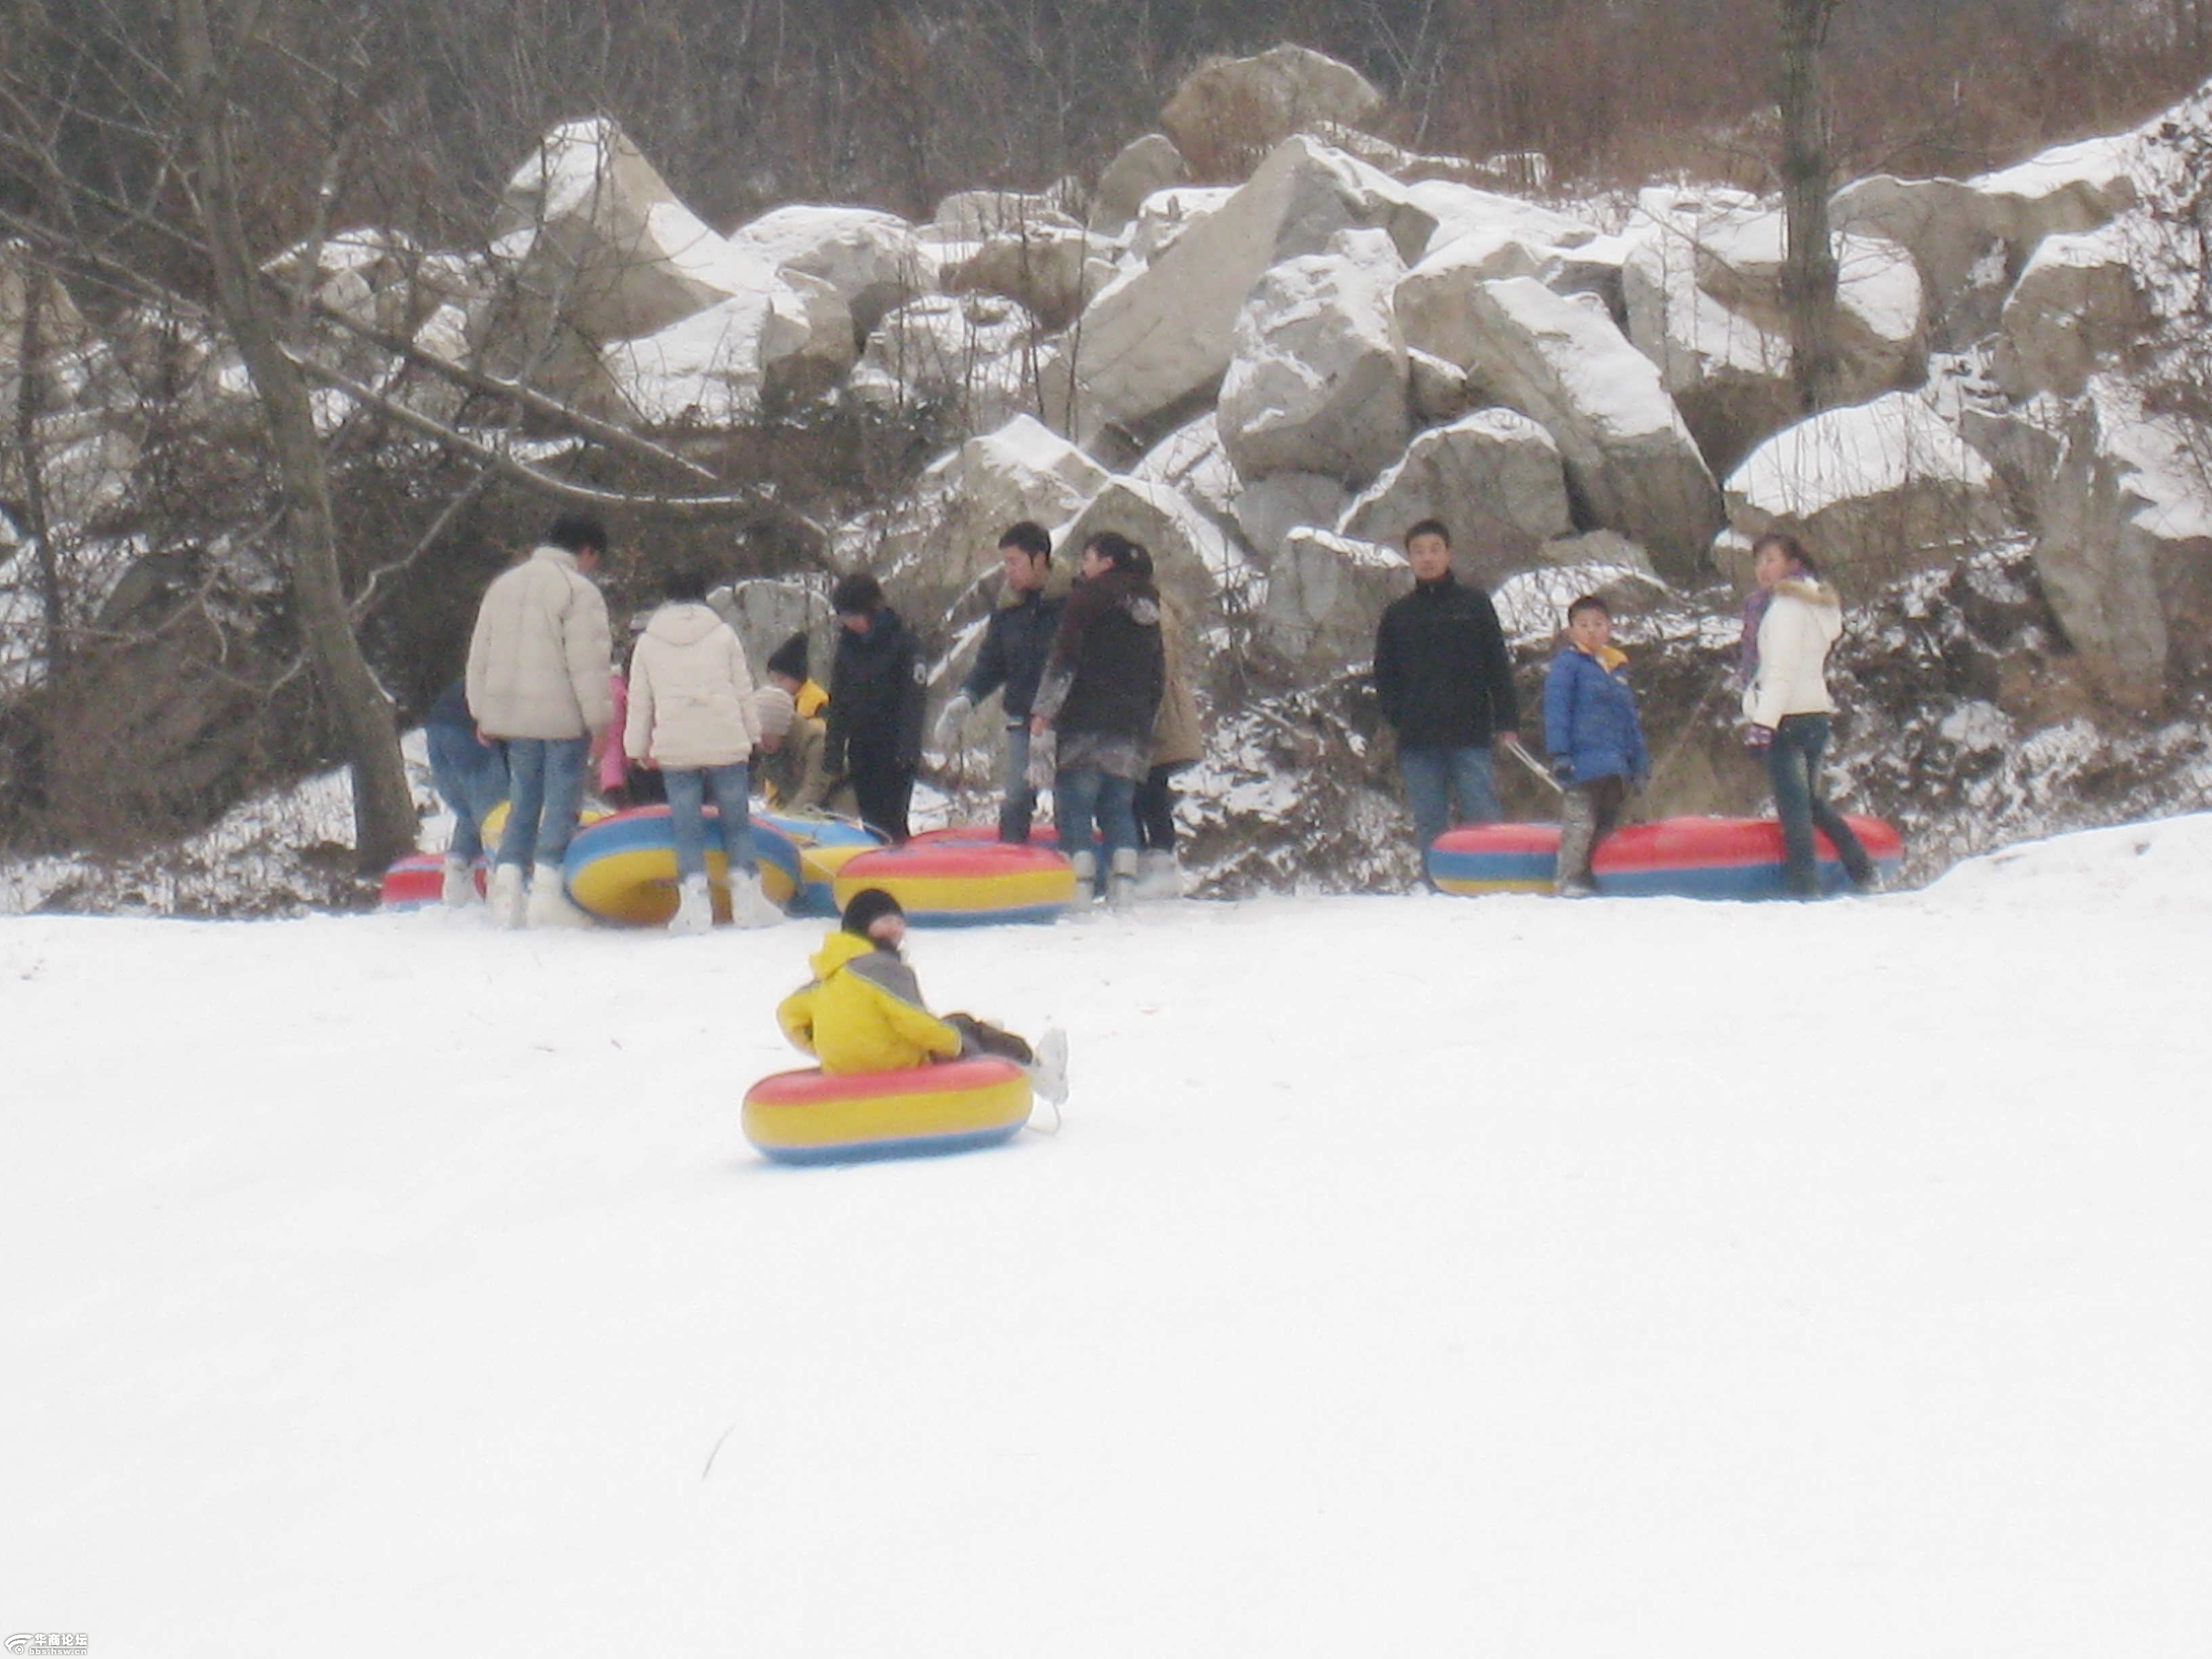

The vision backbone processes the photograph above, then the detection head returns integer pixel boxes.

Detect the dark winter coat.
[1372,573,1520,749]
[1544,644,1650,786]
[1034,566,1165,744]
[960,588,1065,723]
[827,607,927,773]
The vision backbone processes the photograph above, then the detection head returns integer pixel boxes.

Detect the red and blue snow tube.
[1428,814,1903,899]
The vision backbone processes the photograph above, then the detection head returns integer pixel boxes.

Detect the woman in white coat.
[1741,533,1877,897]
[626,565,781,932]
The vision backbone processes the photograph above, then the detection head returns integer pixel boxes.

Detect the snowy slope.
[5,821,2211,1657]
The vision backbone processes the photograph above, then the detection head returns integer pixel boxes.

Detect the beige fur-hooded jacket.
[466,546,614,741]
[1742,577,1843,729]
[624,602,764,770]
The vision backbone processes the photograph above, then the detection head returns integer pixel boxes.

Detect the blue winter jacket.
[1544,645,1650,785]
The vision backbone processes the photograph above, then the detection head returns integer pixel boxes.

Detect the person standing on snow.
[424,675,508,908]
[932,521,1066,844]
[623,563,782,933]
[825,573,927,844]
[1372,517,1523,861]
[1127,544,1203,899]
[466,511,615,928]
[1543,594,1650,898]
[1740,532,1879,897]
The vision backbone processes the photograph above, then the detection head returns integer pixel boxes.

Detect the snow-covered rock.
[1054,476,1248,610]
[491,118,777,346]
[926,414,1111,589]
[1126,187,1238,265]
[1159,44,1384,180]
[849,293,1038,430]
[1048,136,1435,445]
[1232,472,1352,565]
[1216,228,1410,488]
[602,271,851,424]
[1723,391,2010,587]
[1126,412,1242,527]
[1991,228,2152,401]
[1446,276,1725,579]
[1090,135,1190,237]
[1261,527,1406,665]
[726,204,926,336]
[1338,409,1574,563]
[939,216,1106,332]
[931,188,1080,242]
[1406,180,1600,266]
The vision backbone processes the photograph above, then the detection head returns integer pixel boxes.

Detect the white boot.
[441,857,476,908]
[668,874,713,935]
[487,862,527,930]
[725,870,783,929]
[525,862,592,928]
[1135,848,1185,901]
[1027,1026,1069,1105]
[1069,849,1097,910]
[1107,847,1140,912]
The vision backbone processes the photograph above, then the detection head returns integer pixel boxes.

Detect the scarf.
[1738,587,1775,688]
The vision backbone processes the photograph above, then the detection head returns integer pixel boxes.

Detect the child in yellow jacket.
[777,889,1069,1100]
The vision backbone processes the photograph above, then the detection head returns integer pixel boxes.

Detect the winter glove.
[933,694,973,749]
[1025,728,1057,793]
[1744,723,1775,752]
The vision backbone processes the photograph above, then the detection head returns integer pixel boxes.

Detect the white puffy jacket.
[466,547,614,740]
[624,602,764,769]
[1743,577,1843,728]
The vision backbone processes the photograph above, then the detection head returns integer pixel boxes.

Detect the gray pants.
[1557,775,1629,888]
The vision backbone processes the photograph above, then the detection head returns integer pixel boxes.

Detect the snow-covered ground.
[7,816,2211,1658]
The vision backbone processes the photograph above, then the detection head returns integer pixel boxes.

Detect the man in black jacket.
[1372,518,1523,855]
[932,522,1065,842]
[827,572,926,843]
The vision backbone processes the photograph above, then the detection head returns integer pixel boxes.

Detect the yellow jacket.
[796,678,830,719]
[776,930,962,1074]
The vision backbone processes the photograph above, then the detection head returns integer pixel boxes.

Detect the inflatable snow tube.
[380,852,483,909]
[742,1057,1033,1164]
[1428,815,1904,899]
[561,805,801,926]
[907,823,1067,849]
[830,841,1076,926]
[754,810,886,917]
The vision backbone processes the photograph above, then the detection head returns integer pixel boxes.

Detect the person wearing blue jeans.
[932,522,1065,845]
[1372,518,1523,878]
[424,678,509,905]
[661,763,756,881]
[497,735,591,872]
[1741,533,1875,897]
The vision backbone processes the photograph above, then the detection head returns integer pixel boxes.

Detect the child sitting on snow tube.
[777,888,1069,1102]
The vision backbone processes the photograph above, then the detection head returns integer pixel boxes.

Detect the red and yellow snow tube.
[742,1057,1033,1164]
[830,841,1075,926]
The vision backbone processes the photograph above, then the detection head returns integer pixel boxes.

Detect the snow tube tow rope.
[742,1057,1033,1164]
[1428,814,1904,899]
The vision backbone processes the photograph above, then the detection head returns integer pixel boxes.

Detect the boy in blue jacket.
[1543,595,1650,897]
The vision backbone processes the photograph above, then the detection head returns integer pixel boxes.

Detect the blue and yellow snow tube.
[742,1057,1033,1164]
[830,841,1076,926]
[754,810,885,917]
[561,805,801,925]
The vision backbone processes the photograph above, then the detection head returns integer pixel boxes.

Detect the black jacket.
[828,607,927,771]
[960,588,1065,722]
[1373,574,1520,748]
[1044,567,1164,741]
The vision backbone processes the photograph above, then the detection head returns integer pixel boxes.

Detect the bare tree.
[1778,0,1845,413]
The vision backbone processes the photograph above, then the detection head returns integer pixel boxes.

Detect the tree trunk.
[1779,0,1843,413]
[14,263,66,678]
[173,0,416,874]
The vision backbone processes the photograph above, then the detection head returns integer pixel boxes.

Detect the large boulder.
[1621,223,1797,478]
[1338,409,1573,576]
[939,216,1108,332]
[1404,180,1601,266]
[1160,45,1384,181]
[1438,276,1725,579]
[848,293,1038,431]
[932,414,1111,573]
[1054,476,1249,611]
[1991,227,2153,401]
[1832,131,2141,348]
[1126,412,1243,526]
[1126,186,1239,264]
[1216,228,1411,488]
[1233,472,1353,565]
[726,204,927,337]
[1261,528,1406,667]
[1090,135,1191,237]
[1048,135,1435,446]
[491,117,773,345]
[930,187,1082,242]
[1722,391,2011,588]
[602,272,852,424]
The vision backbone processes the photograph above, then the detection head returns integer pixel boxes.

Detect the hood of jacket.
[1772,577,1843,644]
[808,928,881,981]
[642,601,728,649]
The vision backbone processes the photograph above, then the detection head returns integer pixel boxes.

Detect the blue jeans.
[662,764,756,880]
[1766,714,1872,896]
[998,725,1038,843]
[427,726,508,863]
[1054,768,1136,865]
[495,736,590,869]
[1399,744,1502,850]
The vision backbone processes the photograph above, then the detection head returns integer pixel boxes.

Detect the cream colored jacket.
[466,547,613,740]
[624,602,764,769]
[1743,577,1843,728]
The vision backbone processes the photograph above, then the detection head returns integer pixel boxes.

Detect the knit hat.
[840,886,905,939]
[765,631,810,682]
[754,684,796,739]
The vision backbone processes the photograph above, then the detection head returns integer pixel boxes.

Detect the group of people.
[1372,516,1877,899]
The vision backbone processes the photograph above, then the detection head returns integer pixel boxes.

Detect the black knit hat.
[840,886,905,939]
[765,631,810,682]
